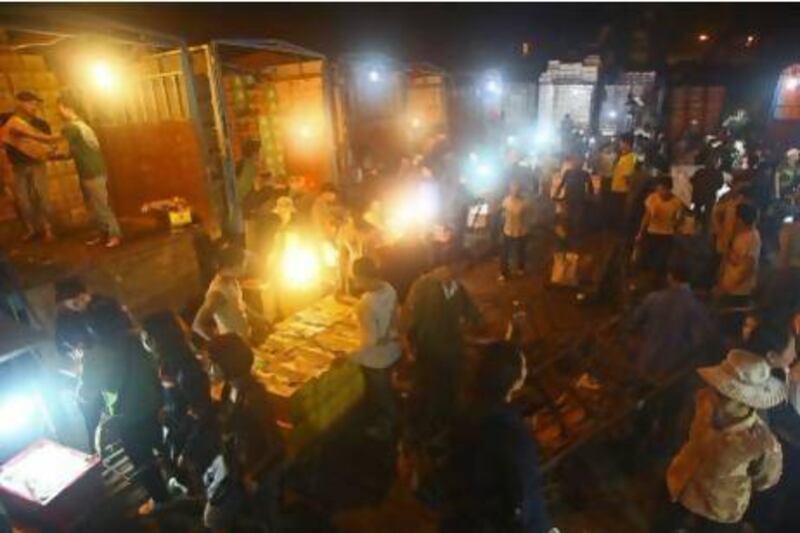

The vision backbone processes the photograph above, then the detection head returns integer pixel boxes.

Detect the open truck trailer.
[181,38,341,232]
[0,9,224,241]
[333,54,451,182]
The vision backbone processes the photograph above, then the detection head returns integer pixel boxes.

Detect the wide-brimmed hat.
[697,350,786,409]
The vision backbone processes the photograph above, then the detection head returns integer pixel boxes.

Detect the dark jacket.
[405,274,482,364]
[79,332,163,428]
[54,294,115,360]
[446,403,551,533]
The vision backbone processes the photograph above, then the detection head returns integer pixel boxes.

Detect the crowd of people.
[12,92,800,533]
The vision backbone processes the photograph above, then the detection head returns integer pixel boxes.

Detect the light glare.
[281,233,320,289]
[91,62,116,91]
[0,394,37,435]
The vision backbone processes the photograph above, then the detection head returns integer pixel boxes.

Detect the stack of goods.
[253,296,364,452]
[669,85,726,141]
[0,52,87,230]
[257,84,286,179]
[222,73,287,178]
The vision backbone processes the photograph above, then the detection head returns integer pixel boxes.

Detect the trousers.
[362,365,398,428]
[500,234,529,277]
[80,176,121,237]
[12,163,51,232]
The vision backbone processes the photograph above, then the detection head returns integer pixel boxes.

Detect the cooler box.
[0,439,102,530]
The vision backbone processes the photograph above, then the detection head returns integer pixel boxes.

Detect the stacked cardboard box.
[222,73,287,178]
[253,295,365,453]
[0,51,88,230]
[668,86,725,141]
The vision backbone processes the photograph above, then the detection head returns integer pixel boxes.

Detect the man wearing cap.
[56,94,122,248]
[2,91,59,241]
[660,350,784,530]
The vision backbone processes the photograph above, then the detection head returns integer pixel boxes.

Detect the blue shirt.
[629,285,717,379]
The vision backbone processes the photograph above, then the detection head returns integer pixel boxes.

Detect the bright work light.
[0,393,39,436]
[91,61,116,91]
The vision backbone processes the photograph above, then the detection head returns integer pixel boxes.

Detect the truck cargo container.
[537,56,600,131]
[0,12,218,241]
[599,71,659,136]
[667,85,725,141]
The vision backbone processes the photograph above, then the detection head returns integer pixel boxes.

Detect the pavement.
[40,228,669,532]
[291,230,667,533]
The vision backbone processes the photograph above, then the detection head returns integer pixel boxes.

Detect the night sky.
[34,3,800,74]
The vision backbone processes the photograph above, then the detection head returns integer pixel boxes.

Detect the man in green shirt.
[57,94,122,248]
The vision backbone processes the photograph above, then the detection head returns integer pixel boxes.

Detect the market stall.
[252,295,365,453]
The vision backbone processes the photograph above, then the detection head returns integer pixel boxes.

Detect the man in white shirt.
[193,245,266,343]
[350,257,402,439]
[636,176,684,278]
[500,181,531,281]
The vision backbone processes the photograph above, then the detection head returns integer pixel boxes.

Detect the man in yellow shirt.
[610,133,636,233]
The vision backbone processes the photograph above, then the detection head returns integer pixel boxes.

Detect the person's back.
[445,343,551,533]
[630,284,714,379]
[61,118,105,180]
[447,403,547,532]
[562,168,589,207]
[204,272,249,338]
[221,377,285,488]
[720,225,761,297]
[83,332,161,424]
[691,166,723,207]
[667,385,782,524]
[406,270,480,362]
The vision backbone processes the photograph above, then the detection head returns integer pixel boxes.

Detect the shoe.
[167,477,189,497]
[105,236,121,248]
[85,235,104,246]
[497,275,509,283]
[137,499,157,516]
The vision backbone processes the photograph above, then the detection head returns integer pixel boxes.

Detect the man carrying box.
[1,91,59,242]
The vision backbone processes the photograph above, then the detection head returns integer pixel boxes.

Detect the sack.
[550,252,579,286]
